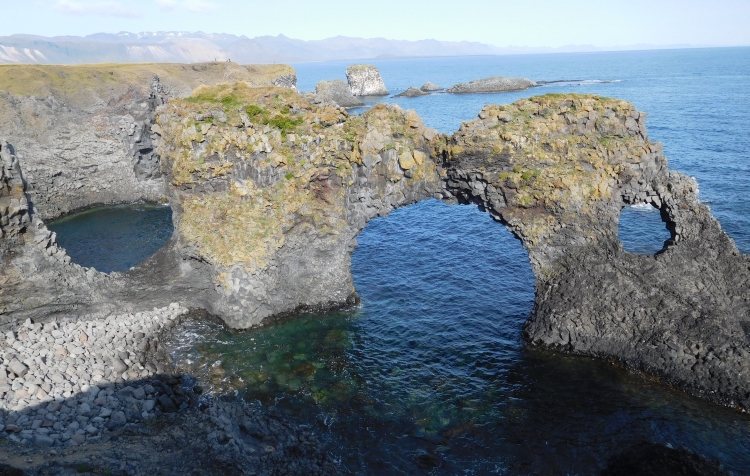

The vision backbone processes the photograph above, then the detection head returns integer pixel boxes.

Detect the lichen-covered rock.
[346,64,389,96]
[314,80,364,108]
[157,83,441,328]
[394,87,428,97]
[441,93,750,412]
[446,76,537,94]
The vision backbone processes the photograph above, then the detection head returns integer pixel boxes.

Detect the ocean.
[51,47,750,474]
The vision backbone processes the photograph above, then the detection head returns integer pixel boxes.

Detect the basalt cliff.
[1,69,749,428]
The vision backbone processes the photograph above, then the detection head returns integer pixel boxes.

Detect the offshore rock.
[394,87,429,98]
[0,62,297,221]
[346,64,389,96]
[446,76,537,93]
[314,80,364,108]
[420,82,443,92]
[443,95,750,412]
[157,83,441,328]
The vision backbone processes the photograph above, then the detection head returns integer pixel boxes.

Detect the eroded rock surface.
[420,82,443,92]
[446,76,537,93]
[345,64,389,96]
[156,83,441,328]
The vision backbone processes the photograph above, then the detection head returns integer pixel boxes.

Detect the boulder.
[314,80,364,108]
[420,82,443,92]
[394,87,428,98]
[446,76,537,93]
[346,64,389,96]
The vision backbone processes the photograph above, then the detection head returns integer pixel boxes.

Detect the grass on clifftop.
[0,63,294,106]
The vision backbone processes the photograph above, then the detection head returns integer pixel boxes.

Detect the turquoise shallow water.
[49,48,750,474]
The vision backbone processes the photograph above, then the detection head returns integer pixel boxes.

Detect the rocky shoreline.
[0,307,335,475]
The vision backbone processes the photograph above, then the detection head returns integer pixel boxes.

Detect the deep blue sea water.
[51,48,750,474]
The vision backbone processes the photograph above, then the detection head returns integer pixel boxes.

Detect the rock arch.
[2,86,749,412]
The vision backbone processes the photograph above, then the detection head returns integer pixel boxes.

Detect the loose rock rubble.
[0,304,189,447]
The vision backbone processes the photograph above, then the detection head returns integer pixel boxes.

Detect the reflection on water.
[47,203,173,273]
[167,200,750,474]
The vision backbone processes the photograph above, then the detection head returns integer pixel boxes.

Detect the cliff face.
[0,63,296,220]
[156,83,441,327]
[345,64,389,96]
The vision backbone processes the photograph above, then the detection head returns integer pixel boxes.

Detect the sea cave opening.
[617,203,674,255]
[46,203,174,274]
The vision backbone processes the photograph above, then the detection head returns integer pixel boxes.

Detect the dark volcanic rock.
[394,86,429,97]
[444,96,750,412]
[447,76,536,93]
[314,79,364,107]
[420,82,443,92]
[601,442,728,476]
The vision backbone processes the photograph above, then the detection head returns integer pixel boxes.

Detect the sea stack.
[420,82,443,92]
[314,80,364,107]
[447,76,537,93]
[394,86,428,97]
[346,64,389,96]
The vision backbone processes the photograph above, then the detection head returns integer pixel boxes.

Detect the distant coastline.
[0,31,741,65]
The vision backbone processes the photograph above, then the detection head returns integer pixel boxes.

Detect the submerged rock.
[394,86,428,97]
[420,82,443,92]
[346,64,389,96]
[314,79,364,108]
[446,76,536,93]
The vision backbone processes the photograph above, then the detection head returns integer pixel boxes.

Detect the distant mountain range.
[0,31,705,65]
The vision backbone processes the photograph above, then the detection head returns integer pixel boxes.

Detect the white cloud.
[154,0,218,13]
[156,0,178,11]
[183,0,218,13]
[54,0,142,17]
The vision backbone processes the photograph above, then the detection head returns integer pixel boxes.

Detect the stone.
[398,151,417,170]
[8,359,28,378]
[158,394,177,413]
[346,64,389,96]
[420,82,443,92]
[112,358,128,373]
[446,76,537,93]
[71,433,86,444]
[33,434,54,447]
[141,400,155,412]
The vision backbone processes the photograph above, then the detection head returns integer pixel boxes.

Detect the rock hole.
[618,203,673,255]
[47,203,173,273]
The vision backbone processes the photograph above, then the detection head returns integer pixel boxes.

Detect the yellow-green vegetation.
[0,62,294,106]
[157,82,439,272]
[448,93,652,245]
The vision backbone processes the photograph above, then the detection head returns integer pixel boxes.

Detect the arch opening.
[617,202,674,255]
[46,203,174,274]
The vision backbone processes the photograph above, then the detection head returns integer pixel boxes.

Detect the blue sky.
[3,0,749,47]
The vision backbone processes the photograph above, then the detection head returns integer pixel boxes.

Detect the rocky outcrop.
[157,90,750,412]
[346,64,389,96]
[443,94,750,412]
[394,87,428,97]
[2,80,750,417]
[446,76,536,94]
[0,141,30,241]
[420,82,443,92]
[0,63,297,221]
[314,80,364,108]
[156,83,441,328]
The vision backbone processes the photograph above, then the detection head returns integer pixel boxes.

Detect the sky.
[1,0,749,47]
